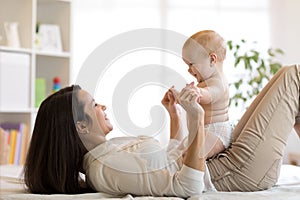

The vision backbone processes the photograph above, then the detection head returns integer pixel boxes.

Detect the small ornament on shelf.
[36,23,63,52]
[53,77,61,93]
[4,22,21,48]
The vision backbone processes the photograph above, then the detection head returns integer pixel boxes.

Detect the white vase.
[4,22,21,48]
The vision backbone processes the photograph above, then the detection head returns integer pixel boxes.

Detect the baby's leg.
[207,65,300,192]
[204,122,232,159]
[179,130,225,160]
[204,131,225,159]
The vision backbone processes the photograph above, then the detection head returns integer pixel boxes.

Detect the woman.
[24,64,300,196]
[24,84,206,197]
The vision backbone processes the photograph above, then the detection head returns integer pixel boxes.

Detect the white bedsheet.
[1,164,300,200]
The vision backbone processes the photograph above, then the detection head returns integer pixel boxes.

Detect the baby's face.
[182,44,215,83]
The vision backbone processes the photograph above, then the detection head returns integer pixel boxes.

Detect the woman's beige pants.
[207,64,300,191]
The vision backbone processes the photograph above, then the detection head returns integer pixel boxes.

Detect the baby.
[172,30,232,159]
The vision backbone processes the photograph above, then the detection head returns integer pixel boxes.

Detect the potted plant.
[227,39,284,118]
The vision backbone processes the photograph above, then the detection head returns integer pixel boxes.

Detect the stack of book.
[0,123,29,165]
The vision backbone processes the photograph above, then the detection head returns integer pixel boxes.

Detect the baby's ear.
[210,53,217,66]
[76,121,89,134]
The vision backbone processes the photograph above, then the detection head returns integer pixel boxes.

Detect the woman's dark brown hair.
[24,85,93,194]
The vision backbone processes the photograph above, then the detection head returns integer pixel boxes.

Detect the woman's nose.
[101,105,106,110]
[188,67,196,76]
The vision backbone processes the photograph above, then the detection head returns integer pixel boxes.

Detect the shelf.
[0,109,32,113]
[35,50,70,58]
[37,0,71,52]
[36,55,70,96]
[0,112,31,125]
[0,46,70,58]
[0,0,72,167]
[0,0,72,138]
[0,0,33,48]
[0,46,32,54]
[38,0,71,3]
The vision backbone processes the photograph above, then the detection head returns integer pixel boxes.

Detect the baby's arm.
[197,77,227,104]
[196,87,212,104]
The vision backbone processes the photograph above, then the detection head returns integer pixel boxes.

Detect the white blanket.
[1,165,300,200]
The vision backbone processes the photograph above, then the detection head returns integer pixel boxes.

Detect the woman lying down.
[24,65,300,198]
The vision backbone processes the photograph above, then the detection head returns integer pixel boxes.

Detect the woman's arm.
[177,86,206,171]
[174,83,227,159]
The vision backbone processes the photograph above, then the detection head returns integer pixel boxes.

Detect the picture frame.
[37,24,62,52]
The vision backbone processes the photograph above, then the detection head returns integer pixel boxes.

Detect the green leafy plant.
[227,39,284,109]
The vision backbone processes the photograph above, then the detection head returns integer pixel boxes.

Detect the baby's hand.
[178,85,204,117]
[170,84,204,117]
[170,83,203,104]
[183,82,202,103]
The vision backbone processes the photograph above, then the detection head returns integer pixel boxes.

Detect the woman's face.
[93,102,113,135]
[78,90,113,135]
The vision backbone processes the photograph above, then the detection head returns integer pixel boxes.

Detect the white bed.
[1,164,300,200]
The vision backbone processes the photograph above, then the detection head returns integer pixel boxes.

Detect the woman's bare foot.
[293,123,300,138]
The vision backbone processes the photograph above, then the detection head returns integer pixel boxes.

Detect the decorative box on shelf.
[0,52,30,111]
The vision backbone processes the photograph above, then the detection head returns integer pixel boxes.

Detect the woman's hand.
[161,87,181,118]
[176,83,204,118]
[162,87,183,140]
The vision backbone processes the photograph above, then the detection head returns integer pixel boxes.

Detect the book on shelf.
[0,128,9,165]
[35,78,46,108]
[0,123,29,165]
[9,130,17,164]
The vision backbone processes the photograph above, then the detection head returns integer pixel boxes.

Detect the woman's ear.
[76,121,89,134]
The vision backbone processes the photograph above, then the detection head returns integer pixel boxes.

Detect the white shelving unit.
[0,0,72,134]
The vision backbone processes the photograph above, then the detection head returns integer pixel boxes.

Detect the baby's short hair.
[184,30,226,62]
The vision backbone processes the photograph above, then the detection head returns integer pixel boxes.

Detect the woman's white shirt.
[83,136,207,197]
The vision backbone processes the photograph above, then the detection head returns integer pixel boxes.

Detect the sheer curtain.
[72,0,270,144]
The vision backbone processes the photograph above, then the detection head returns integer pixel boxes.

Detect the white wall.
[72,0,300,163]
[269,0,300,65]
[269,0,300,163]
